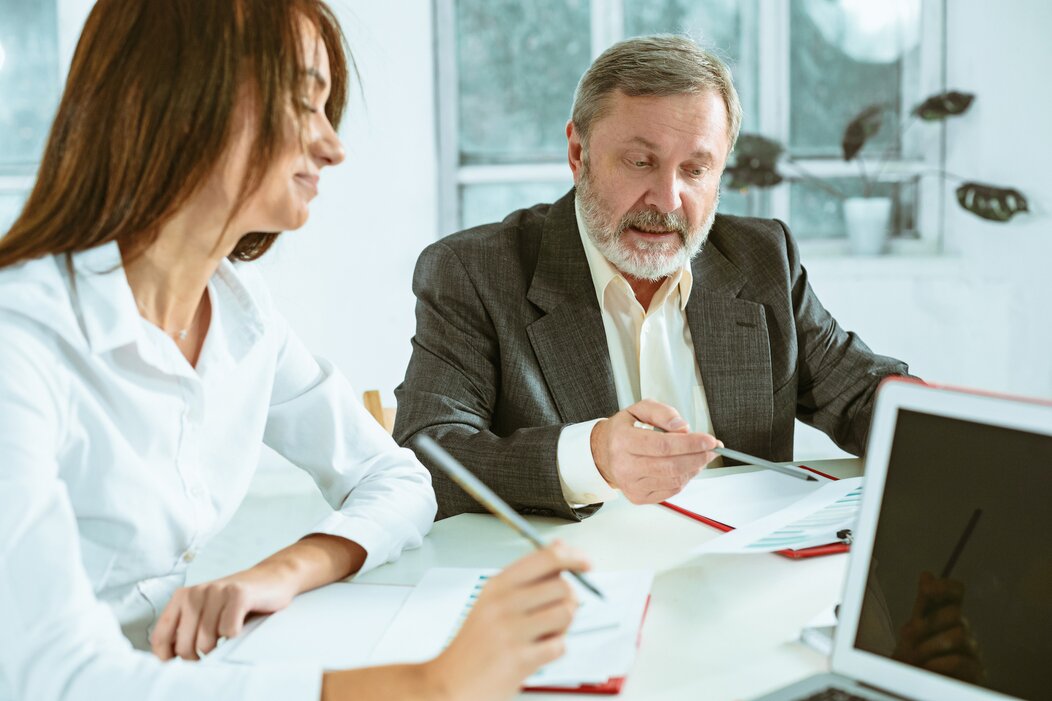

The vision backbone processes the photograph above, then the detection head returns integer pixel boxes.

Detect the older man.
[395,35,909,520]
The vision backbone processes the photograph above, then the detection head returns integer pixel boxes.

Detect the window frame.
[436,0,947,252]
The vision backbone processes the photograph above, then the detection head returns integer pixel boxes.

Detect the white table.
[191,459,862,700]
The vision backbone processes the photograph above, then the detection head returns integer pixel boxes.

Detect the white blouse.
[0,242,437,701]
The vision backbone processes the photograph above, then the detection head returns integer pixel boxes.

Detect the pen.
[631,421,818,482]
[941,508,982,579]
[412,434,605,600]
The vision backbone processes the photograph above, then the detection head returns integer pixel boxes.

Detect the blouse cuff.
[308,512,395,577]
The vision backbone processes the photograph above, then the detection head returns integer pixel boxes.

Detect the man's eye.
[632,160,649,168]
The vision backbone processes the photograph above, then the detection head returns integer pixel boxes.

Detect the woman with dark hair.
[0,2,586,700]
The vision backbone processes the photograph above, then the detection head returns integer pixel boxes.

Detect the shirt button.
[190,486,205,498]
[182,550,196,563]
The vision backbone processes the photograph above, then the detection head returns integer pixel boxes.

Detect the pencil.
[412,434,604,600]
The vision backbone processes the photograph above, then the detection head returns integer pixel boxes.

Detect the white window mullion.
[590,0,625,56]
[56,0,97,77]
[435,0,461,235]
[916,0,947,251]
[458,163,571,185]
[757,0,791,222]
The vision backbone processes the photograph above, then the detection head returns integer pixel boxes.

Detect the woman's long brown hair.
[0,0,351,269]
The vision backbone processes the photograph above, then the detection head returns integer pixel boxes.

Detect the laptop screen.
[853,408,1052,700]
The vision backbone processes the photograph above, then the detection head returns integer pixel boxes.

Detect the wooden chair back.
[362,390,396,434]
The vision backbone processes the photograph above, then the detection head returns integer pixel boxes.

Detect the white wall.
[257,0,438,407]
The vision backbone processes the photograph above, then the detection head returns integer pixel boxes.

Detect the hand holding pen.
[630,420,820,482]
[590,399,723,504]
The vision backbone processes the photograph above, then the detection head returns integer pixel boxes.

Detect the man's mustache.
[616,209,689,239]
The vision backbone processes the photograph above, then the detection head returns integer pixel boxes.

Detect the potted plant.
[724,91,1029,254]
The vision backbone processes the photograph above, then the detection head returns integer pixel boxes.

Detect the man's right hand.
[590,399,722,504]
[893,571,985,684]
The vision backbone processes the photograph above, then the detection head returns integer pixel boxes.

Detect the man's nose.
[644,167,682,214]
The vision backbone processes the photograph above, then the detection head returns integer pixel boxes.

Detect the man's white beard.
[577,163,718,282]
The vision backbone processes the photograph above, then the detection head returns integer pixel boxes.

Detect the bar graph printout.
[370,568,653,688]
[692,477,864,555]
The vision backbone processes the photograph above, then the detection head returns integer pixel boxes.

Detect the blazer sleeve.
[394,241,588,521]
[782,221,914,454]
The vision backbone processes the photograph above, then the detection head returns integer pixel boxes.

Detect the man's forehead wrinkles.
[615,133,718,163]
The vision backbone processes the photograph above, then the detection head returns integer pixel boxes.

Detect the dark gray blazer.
[394,190,908,520]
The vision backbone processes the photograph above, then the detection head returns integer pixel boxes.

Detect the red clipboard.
[522,596,652,695]
[660,464,850,559]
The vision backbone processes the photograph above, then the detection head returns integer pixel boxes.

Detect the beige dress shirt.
[556,201,715,505]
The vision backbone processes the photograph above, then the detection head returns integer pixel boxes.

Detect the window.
[436,0,946,253]
[0,0,94,234]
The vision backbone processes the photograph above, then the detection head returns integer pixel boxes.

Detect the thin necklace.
[136,299,191,341]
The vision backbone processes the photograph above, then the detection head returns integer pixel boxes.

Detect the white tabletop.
[192,458,862,700]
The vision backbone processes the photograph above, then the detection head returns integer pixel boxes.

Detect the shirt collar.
[211,258,266,362]
[69,242,142,354]
[573,197,693,311]
[68,241,265,360]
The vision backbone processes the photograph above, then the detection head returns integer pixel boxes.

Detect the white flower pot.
[843,197,892,256]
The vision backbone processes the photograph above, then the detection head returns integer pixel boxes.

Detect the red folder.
[660,465,850,559]
[522,596,651,695]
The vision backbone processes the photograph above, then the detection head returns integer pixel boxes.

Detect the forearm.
[252,533,367,596]
[322,663,441,701]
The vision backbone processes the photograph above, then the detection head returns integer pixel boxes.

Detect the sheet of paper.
[369,568,653,688]
[221,582,412,669]
[666,469,826,528]
[692,477,863,554]
[528,571,653,687]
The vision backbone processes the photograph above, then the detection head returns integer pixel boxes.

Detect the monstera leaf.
[841,104,886,161]
[912,91,975,121]
[955,182,1029,222]
[724,134,784,190]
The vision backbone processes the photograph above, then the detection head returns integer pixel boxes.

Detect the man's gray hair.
[571,34,742,151]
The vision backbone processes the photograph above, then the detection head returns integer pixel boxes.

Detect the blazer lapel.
[526,192,619,424]
[687,239,774,456]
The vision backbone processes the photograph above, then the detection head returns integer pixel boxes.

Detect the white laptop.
[755,379,1052,701]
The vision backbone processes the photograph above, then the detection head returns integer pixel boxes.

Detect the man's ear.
[566,120,584,182]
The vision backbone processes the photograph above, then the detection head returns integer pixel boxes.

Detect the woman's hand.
[152,533,367,661]
[424,541,591,701]
[150,562,300,661]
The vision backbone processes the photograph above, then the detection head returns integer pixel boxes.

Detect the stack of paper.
[691,477,863,555]
[369,568,654,690]
[666,469,829,529]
